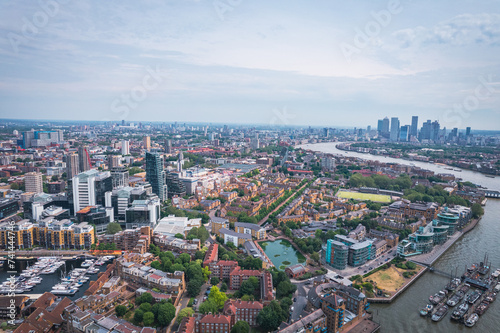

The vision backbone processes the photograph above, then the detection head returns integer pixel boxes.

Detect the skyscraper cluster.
[376,116,472,144]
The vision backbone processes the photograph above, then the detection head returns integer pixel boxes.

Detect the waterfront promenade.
[410,232,462,266]
[411,217,481,266]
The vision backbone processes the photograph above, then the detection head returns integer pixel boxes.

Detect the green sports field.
[336,191,392,203]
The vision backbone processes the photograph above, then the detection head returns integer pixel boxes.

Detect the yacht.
[81,259,94,267]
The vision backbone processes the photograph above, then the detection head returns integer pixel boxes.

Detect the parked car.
[293,298,297,302]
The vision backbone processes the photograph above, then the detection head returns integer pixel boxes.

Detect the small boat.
[485,175,495,178]
[420,304,433,316]
[431,305,448,322]
[451,302,469,321]
[446,278,461,291]
[81,259,94,268]
[465,313,479,327]
[468,290,482,304]
[484,292,496,303]
[447,290,465,307]
[429,290,448,305]
[51,288,78,295]
[475,301,489,316]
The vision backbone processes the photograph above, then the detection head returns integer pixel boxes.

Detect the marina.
[419,264,499,326]
[0,255,114,299]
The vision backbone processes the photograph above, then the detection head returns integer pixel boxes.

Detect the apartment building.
[0,218,94,250]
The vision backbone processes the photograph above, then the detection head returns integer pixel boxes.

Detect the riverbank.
[333,143,499,177]
[411,217,481,266]
[368,265,428,304]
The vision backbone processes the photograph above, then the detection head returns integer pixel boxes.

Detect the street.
[290,280,310,322]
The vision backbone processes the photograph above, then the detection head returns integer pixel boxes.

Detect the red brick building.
[209,260,239,280]
[203,243,219,267]
[229,267,262,290]
[195,314,232,333]
[223,300,263,327]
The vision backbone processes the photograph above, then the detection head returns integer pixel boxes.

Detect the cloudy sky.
[0,0,499,129]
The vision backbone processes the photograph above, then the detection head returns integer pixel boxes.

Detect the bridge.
[409,261,457,279]
[484,190,500,198]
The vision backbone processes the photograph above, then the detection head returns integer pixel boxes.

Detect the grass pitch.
[337,191,391,203]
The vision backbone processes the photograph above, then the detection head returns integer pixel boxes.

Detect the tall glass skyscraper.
[146,152,167,201]
[410,116,418,138]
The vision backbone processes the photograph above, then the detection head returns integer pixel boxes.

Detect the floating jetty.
[420,261,499,326]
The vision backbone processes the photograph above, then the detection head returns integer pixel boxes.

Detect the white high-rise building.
[121,140,130,155]
[25,172,43,194]
[72,170,98,213]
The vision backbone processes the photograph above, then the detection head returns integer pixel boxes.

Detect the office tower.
[377,119,383,133]
[399,125,410,142]
[66,153,79,179]
[121,140,130,155]
[143,136,151,151]
[145,152,167,201]
[420,120,431,140]
[251,137,260,149]
[410,116,418,138]
[430,121,440,141]
[366,125,371,133]
[323,128,330,138]
[78,146,91,172]
[390,117,400,141]
[25,172,43,194]
[71,170,112,213]
[110,166,130,188]
[382,117,390,136]
[165,139,172,154]
[165,171,186,198]
[466,127,471,136]
[177,151,184,173]
[107,155,121,169]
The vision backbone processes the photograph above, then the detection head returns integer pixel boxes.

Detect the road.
[193,283,212,311]
[290,280,310,322]
[258,181,310,226]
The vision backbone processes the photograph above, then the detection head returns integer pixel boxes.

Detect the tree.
[202,266,211,281]
[179,253,191,264]
[231,320,250,333]
[139,303,152,313]
[143,311,155,326]
[471,203,484,218]
[310,252,320,262]
[256,300,285,331]
[276,280,297,299]
[176,307,195,324]
[115,305,127,317]
[187,278,203,297]
[175,233,185,239]
[106,222,122,234]
[208,286,227,310]
[199,299,219,314]
[211,276,220,285]
[133,309,144,324]
[240,276,259,297]
[220,282,228,292]
[157,303,176,327]
[136,292,153,305]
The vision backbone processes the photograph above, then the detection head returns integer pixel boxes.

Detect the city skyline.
[0,1,499,129]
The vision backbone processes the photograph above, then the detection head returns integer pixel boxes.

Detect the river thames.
[299,142,500,332]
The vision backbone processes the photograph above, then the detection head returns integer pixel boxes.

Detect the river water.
[298,142,500,332]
